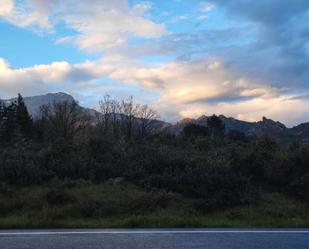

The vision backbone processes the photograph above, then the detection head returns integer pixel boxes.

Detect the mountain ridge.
[2,92,309,142]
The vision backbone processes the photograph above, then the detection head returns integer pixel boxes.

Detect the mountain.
[2,92,309,142]
[2,92,168,129]
[289,123,309,145]
[166,115,286,137]
[166,114,309,143]
[290,123,309,137]
[4,92,75,117]
[220,115,287,138]
[165,118,195,134]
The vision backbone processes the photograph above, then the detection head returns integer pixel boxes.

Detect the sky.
[0,0,309,126]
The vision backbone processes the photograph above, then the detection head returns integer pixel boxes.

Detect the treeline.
[0,94,309,211]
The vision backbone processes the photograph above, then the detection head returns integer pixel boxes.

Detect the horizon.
[1,0,309,126]
[2,91,306,128]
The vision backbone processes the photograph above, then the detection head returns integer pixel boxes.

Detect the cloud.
[213,0,309,25]
[197,15,208,21]
[0,58,108,98]
[1,55,309,126]
[101,57,309,126]
[199,2,214,13]
[172,15,188,23]
[0,55,279,109]
[210,0,309,87]
[0,0,166,52]
[0,0,54,30]
[112,59,279,100]
[0,57,159,109]
[0,0,14,16]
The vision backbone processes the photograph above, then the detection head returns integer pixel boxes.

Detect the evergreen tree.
[16,93,33,137]
[0,99,5,143]
[0,99,4,123]
[1,100,17,142]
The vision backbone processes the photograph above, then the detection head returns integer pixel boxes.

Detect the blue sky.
[0,0,309,126]
[0,22,93,67]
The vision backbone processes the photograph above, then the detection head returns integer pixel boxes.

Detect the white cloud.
[108,59,279,103]
[172,15,188,23]
[0,58,107,98]
[199,1,214,13]
[0,0,166,52]
[0,0,14,16]
[197,15,208,21]
[0,0,54,30]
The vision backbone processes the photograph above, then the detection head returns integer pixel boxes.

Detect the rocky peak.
[259,116,286,131]
[3,92,76,118]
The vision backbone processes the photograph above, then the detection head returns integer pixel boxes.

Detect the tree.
[16,93,33,137]
[98,95,121,137]
[0,99,5,143]
[98,95,113,133]
[0,99,4,118]
[207,115,225,142]
[0,99,5,126]
[98,95,159,139]
[0,100,17,143]
[120,96,138,139]
[227,130,246,142]
[183,124,208,137]
[40,101,87,140]
[135,104,159,138]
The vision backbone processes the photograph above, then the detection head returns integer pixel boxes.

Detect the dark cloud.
[213,0,309,26]
[288,94,309,101]
[185,95,256,105]
[212,0,309,77]
[113,26,254,60]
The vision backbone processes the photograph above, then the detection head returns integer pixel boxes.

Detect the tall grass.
[0,181,308,228]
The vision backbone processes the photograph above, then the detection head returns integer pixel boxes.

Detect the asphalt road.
[0,229,309,249]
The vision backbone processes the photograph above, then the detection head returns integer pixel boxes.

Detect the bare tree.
[135,104,159,138]
[98,95,160,139]
[98,95,113,133]
[120,96,138,139]
[98,95,121,137]
[40,101,87,140]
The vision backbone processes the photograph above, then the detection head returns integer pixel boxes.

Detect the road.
[0,229,309,249]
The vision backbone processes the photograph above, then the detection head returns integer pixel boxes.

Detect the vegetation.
[0,94,308,228]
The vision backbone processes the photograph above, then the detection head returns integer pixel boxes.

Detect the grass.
[0,182,308,229]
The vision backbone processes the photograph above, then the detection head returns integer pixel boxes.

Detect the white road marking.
[0,230,309,236]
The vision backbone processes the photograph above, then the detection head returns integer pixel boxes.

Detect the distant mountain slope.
[290,123,309,137]
[166,115,287,137]
[4,92,75,117]
[220,116,287,138]
[2,92,309,141]
[166,114,309,143]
